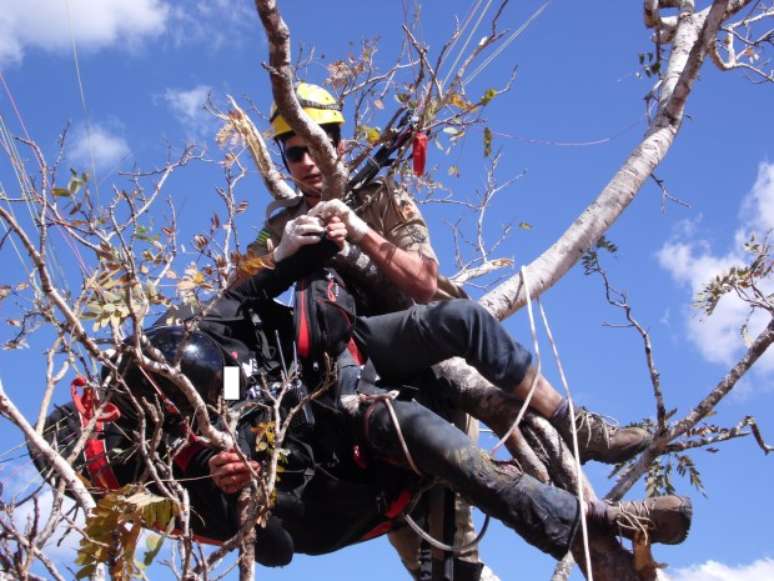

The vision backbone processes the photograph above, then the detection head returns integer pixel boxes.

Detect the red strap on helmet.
[70,376,121,491]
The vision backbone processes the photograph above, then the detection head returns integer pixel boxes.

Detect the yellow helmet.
[270,82,345,138]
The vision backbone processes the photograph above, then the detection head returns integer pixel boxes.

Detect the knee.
[253,516,294,567]
[427,299,486,334]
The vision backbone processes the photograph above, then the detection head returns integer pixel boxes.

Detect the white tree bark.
[479,1,726,320]
[254,0,349,201]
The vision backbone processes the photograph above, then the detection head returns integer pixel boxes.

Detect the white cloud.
[167,1,257,50]
[69,124,131,171]
[660,557,774,581]
[0,0,168,66]
[164,85,216,142]
[741,161,774,234]
[1,462,82,566]
[657,161,774,375]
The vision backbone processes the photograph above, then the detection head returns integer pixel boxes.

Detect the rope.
[0,73,32,141]
[435,0,483,84]
[64,0,100,200]
[441,0,494,88]
[403,508,490,554]
[360,390,422,476]
[485,266,594,576]
[0,112,42,283]
[0,86,91,279]
[489,266,542,455]
[359,390,492,554]
[463,2,550,86]
[537,300,593,581]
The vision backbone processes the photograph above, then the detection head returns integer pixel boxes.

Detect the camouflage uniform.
[247,177,463,311]
[249,177,488,578]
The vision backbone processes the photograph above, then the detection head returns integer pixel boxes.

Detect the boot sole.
[657,496,692,545]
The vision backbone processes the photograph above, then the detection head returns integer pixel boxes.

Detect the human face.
[283,133,343,204]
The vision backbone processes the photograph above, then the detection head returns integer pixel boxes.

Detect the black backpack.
[294,268,357,366]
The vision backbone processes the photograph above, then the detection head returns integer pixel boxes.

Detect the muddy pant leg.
[387,410,484,579]
[363,398,580,560]
[356,299,532,387]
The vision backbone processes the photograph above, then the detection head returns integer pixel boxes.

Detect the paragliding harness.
[294,267,358,372]
[292,266,418,527]
[292,268,470,578]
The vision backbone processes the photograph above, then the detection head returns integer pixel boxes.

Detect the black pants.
[360,390,580,560]
[355,299,532,389]
[351,300,579,559]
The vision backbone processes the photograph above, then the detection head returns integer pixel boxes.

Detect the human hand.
[325,215,349,249]
[273,215,325,262]
[208,450,261,495]
[308,199,369,242]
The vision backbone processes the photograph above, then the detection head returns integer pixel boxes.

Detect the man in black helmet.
[203,257,693,576]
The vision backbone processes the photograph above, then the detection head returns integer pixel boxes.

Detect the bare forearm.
[358,229,438,302]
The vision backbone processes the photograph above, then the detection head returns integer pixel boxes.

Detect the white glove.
[309,199,369,242]
[272,215,325,262]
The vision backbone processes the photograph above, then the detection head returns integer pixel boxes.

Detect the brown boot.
[552,406,652,464]
[603,495,693,545]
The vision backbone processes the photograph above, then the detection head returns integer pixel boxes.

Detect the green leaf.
[76,564,97,579]
[142,534,165,567]
[483,127,493,157]
[365,126,381,145]
[480,88,497,106]
[52,188,72,197]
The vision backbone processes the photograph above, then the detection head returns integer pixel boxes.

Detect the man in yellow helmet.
[244,83,651,580]
[248,82,492,580]
[253,82,463,312]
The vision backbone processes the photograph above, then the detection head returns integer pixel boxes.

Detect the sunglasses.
[284,145,312,164]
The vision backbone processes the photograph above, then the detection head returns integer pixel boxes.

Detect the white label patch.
[223,366,240,401]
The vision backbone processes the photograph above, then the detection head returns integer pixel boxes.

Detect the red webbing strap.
[346,337,365,365]
[359,489,415,541]
[172,434,206,473]
[296,281,311,358]
[71,376,121,491]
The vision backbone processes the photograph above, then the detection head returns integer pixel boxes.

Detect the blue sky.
[1,1,773,580]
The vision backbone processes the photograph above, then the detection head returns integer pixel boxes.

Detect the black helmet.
[113,326,232,418]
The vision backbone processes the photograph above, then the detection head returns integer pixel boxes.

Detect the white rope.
[436,0,484,87]
[65,0,100,200]
[489,265,542,455]
[360,390,492,553]
[0,113,42,285]
[463,1,550,86]
[361,390,422,476]
[441,0,495,88]
[403,509,490,554]
[537,300,593,580]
